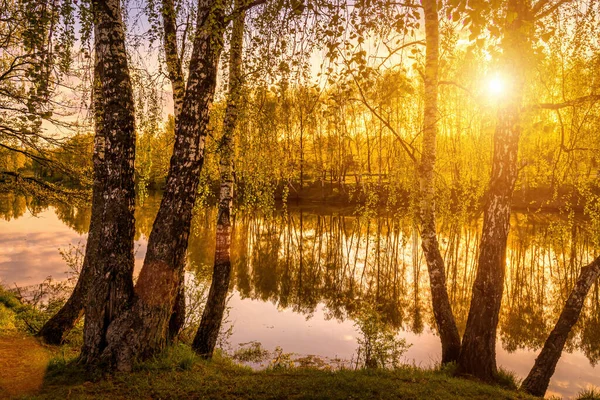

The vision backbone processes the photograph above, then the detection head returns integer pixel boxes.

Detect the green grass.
[0,284,83,343]
[577,387,600,400]
[25,344,537,400]
[0,303,17,332]
[0,288,19,333]
[2,287,536,400]
[496,367,522,391]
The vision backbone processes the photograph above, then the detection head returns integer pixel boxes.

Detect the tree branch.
[226,0,267,22]
[0,171,88,200]
[377,40,425,68]
[524,94,600,111]
[438,80,474,97]
[533,0,571,20]
[350,76,418,164]
[531,0,550,16]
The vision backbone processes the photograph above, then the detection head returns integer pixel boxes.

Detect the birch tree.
[522,256,600,396]
[456,0,532,380]
[37,67,105,345]
[419,0,462,365]
[159,0,191,342]
[192,0,245,358]
[98,0,231,370]
[79,0,137,363]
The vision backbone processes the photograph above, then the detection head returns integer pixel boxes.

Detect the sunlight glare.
[487,75,506,98]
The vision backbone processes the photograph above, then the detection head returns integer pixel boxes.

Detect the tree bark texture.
[161,0,185,122]
[193,1,245,358]
[80,0,137,364]
[161,0,187,342]
[521,256,600,396]
[37,67,106,345]
[457,0,531,381]
[419,0,461,365]
[100,0,227,371]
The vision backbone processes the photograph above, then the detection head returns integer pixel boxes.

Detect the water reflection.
[205,208,599,365]
[1,192,599,397]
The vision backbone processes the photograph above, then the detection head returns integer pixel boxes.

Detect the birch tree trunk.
[161,0,185,122]
[192,2,245,358]
[100,0,227,371]
[79,0,137,364]
[457,0,530,381]
[161,0,187,342]
[419,0,461,365]
[36,68,106,345]
[521,256,600,396]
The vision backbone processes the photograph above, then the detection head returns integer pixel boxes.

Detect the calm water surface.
[1,192,599,398]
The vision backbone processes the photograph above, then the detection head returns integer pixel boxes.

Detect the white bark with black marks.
[522,256,600,396]
[419,0,461,365]
[193,0,245,358]
[162,0,185,122]
[457,0,531,381]
[160,0,188,343]
[99,0,228,371]
[80,0,137,364]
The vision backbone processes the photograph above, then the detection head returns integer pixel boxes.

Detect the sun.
[487,75,506,97]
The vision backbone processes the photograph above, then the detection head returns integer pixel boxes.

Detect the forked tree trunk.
[192,2,245,358]
[521,256,600,396]
[161,0,187,343]
[37,67,106,345]
[457,0,530,381]
[419,0,461,365]
[79,0,137,364]
[100,0,227,371]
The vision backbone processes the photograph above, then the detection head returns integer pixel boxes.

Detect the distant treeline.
[5,69,599,211]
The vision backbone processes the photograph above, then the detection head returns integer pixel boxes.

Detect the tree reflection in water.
[1,192,599,366]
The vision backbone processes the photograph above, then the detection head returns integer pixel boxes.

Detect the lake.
[1,191,599,398]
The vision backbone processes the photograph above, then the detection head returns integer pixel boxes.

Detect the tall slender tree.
[192,0,246,358]
[419,0,462,365]
[160,0,188,342]
[522,256,600,396]
[457,0,532,381]
[161,0,186,123]
[37,67,106,345]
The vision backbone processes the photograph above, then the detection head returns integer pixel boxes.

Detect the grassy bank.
[0,282,592,400]
[0,288,535,399]
[28,345,538,400]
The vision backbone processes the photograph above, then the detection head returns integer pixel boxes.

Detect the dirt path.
[0,333,50,398]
